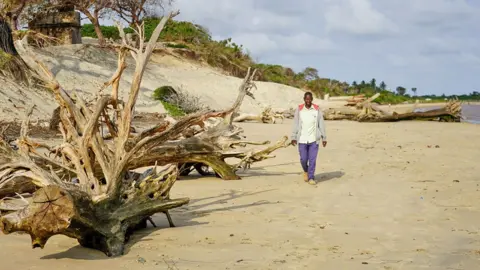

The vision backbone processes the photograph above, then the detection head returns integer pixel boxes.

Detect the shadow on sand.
[314,171,345,184]
[40,188,277,260]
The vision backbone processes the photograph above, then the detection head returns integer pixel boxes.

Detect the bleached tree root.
[233,107,285,124]
[1,172,188,257]
[0,10,290,257]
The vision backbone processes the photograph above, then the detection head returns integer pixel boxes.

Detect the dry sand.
[1,120,479,269]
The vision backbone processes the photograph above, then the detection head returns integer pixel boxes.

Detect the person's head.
[304,92,313,106]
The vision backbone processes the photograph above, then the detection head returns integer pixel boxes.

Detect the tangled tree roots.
[0,11,289,257]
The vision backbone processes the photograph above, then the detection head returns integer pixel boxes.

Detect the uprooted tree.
[0,11,289,257]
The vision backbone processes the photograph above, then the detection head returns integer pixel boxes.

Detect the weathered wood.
[324,94,462,123]
[1,185,75,248]
[359,106,461,122]
[233,107,284,124]
[0,11,190,257]
[0,9,290,258]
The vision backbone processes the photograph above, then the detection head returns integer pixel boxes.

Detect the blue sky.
[107,0,480,95]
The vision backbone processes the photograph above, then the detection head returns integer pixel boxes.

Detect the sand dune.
[0,44,313,123]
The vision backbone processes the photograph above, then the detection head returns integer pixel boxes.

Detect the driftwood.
[0,10,289,257]
[345,94,366,106]
[325,94,462,122]
[275,108,295,119]
[233,107,284,124]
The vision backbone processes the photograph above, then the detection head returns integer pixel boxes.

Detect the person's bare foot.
[308,179,316,185]
[303,172,309,182]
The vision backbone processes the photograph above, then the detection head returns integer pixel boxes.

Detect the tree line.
[2,1,478,103]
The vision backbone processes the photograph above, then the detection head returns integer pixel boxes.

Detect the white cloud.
[229,33,278,55]
[278,33,334,54]
[324,0,397,36]
[164,0,480,95]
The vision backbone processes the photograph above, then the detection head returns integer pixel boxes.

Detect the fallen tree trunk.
[359,106,461,122]
[233,107,284,124]
[325,94,462,123]
[233,113,262,123]
[276,108,295,119]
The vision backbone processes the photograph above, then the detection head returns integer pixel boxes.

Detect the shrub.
[0,50,13,69]
[80,24,121,40]
[152,85,178,101]
[153,86,208,116]
[161,101,185,117]
[165,43,190,49]
[374,91,411,105]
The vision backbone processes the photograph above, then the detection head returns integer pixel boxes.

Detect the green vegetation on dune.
[152,86,185,117]
[81,19,480,104]
[81,24,121,40]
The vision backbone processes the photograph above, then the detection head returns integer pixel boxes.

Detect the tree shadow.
[250,162,297,170]
[40,189,277,260]
[239,161,299,178]
[176,161,299,180]
[314,171,345,184]
[186,188,277,212]
[40,246,109,260]
[239,170,299,178]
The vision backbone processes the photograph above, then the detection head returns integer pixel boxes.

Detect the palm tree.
[370,78,376,90]
[411,87,417,96]
[379,81,387,91]
[396,86,406,96]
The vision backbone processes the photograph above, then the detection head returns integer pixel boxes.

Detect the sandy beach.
[1,119,479,269]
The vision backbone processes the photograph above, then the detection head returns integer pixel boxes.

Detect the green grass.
[374,91,411,105]
[160,101,185,117]
[80,24,121,40]
[152,86,185,116]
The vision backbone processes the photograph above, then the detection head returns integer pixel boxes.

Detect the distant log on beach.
[325,95,462,123]
[233,107,285,124]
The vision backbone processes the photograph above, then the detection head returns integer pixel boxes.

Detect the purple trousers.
[298,142,319,180]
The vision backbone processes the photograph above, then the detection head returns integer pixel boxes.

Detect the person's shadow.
[314,171,345,183]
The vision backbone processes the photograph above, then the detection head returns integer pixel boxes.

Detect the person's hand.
[322,141,327,147]
[291,140,297,146]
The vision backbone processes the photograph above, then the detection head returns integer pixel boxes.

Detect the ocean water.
[462,104,480,124]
